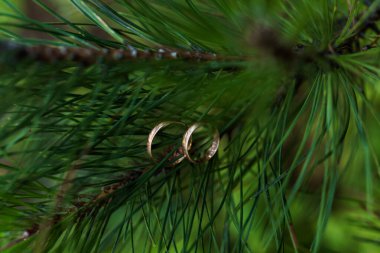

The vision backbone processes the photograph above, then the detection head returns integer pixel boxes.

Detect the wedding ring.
[147,121,186,165]
[182,123,220,163]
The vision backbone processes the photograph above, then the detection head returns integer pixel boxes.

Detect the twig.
[0,232,30,252]
[34,146,90,252]
[0,225,39,252]
[289,223,299,250]
[4,151,181,251]
[0,41,245,66]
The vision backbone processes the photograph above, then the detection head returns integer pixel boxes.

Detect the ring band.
[182,123,220,163]
[147,121,186,165]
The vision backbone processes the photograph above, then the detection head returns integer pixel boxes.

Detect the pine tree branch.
[2,170,145,250]
[0,231,32,252]
[5,147,186,251]
[0,41,245,66]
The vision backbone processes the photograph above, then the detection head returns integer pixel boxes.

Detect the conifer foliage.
[0,1,380,252]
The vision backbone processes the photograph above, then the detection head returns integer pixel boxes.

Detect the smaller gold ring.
[147,121,186,165]
[182,123,220,163]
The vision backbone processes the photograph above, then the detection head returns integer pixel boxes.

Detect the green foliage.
[0,0,380,252]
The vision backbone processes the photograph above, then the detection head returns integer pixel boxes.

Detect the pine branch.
[0,40,245,66]
[0,169,142,250]
[0,230,35,252]
[5,143,193,250]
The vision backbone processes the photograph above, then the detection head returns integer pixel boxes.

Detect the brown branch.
[289,223,299,250]
[4,146,184,251]
[33,146,97,251]
[0,169,144,252]
[0,224,39,252]
[0,41,245,66]
[0,232,31,252]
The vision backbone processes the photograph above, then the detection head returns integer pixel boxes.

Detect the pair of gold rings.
[147,121,220,165]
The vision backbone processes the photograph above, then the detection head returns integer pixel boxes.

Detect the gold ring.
[182,123,220,163]
[147,121,186,165]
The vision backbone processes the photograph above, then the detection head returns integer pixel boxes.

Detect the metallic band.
[182,123,220,163]
[147,121,186,165]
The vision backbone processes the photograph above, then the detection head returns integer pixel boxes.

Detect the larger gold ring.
[147,121,186,165]
[182,123,220,163]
